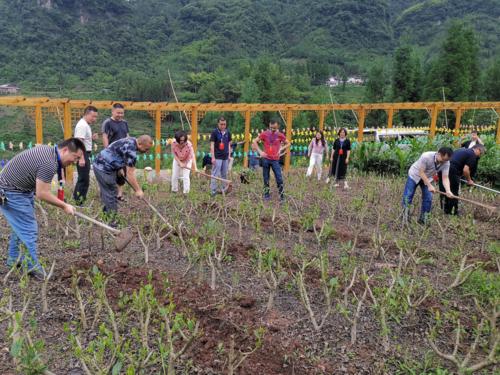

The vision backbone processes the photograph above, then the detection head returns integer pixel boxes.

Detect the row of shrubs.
[349,134,499,187]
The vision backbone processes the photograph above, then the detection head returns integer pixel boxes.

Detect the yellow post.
[243,110,251,168]
[357,107,366,143]
[284,110,293,173]
[387,108,394,129]
[155,108,161,176]
[453,108,462,137]
[190,107,198,154]
[35,104,43,144]
[63,102,73,183]
[319,110,325,131]
[496,111,500,145]
[430,105,439,138]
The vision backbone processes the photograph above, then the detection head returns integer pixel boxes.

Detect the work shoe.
[28,268,47,281]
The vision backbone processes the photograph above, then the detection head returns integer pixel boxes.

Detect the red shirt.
[172,141,193,162]
[259,130,287,160]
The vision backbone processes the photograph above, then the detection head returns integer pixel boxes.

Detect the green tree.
[484,58,500,100]
[365,64,387,127]
[424,22,480,102]
[392,45,422,126]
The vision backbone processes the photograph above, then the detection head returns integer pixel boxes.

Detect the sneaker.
[210,191,217,197]
[325,177,330,184]
[28,268,47,281]
[343,182,350,190]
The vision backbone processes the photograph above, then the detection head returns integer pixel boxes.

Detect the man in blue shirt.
[93,135,152,221]
[210,116,232,195]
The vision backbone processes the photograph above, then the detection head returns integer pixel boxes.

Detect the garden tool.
[460,179,500,194]
[436,191,497,212]
[183,167,233,193]
[74,211,134,251]
[122,176,174,228]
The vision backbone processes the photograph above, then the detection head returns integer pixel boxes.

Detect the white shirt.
[74,118,92,152]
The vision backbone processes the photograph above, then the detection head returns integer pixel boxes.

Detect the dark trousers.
[73,151,91,204]
[440,168,460,215]
[262,158,284,199]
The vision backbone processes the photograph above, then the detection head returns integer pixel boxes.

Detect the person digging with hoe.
[92,135,153,226]
[0,138,85,279]
[402,147,456,224]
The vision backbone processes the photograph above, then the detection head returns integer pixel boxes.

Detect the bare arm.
[210,141,215,163]
[463,165,473,184]
[102,133,109,148]
[418,168,434,193]
[35,179,75,214]
[441,175,454,196]
[252,137,266,158]
[125,166,143,198]
[345,150,351,163]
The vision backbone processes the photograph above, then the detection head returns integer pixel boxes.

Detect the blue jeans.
[0,191,42,272]
[402,177,432,219]
[262,158,284,199]
[211,159,229,193]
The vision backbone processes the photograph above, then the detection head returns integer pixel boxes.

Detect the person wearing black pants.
[74,150,91,204]
[73,106,98,205]
[439,144,484,215]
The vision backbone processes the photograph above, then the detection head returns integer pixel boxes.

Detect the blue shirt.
[93,137,138,173]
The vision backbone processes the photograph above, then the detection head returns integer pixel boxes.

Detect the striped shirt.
[0,145,58,192]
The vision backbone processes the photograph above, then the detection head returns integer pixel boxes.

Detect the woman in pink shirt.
[306,131,328,180]
[171,130,196,194]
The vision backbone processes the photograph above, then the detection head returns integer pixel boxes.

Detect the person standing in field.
[102,103,129,201]
[326,128,351,189]
[210,116,232,195]
[306,131,328,181]
[73,106,98,205]
[252,119,290,202]
[171,130,196,194]
[0,139,85,279]
[402,147,455,224]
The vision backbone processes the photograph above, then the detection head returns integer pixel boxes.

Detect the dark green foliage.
[483,58,500,101]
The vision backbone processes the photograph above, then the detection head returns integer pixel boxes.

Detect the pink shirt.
[308,139,327,155]
[172,141,193,162]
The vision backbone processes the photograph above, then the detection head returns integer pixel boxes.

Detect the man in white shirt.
[402,147,455,224]
[73,106,98,205]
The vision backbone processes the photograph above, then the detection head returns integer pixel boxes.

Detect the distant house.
[0,84,20,95]
[327,76,364,88]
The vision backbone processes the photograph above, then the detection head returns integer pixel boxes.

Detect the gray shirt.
[408,151,449,183]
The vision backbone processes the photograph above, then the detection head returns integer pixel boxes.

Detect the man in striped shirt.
[0,138,85,278]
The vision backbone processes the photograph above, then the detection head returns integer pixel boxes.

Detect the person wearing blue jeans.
[252,119,290,201]
[210,116,232,195]
[0,139,85,278]
[402,147,455,224]
[262,158,284,200]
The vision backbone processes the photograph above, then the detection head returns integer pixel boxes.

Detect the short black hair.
[174,130,188,143]
[437,147,453,158]
[84,105,98,115]
[338,128,348,136]
[269,118,279,125]
[112,103,124,109]
[58,138,86,153]
[218,116,226,123]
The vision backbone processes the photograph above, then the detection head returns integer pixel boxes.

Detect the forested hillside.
[0,0,498,94]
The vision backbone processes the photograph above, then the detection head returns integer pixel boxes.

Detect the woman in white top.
[306,131,328,180]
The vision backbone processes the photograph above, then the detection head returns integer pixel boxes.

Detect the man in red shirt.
[252,119,290,201]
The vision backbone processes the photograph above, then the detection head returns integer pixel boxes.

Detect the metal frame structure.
[1,96,499,182]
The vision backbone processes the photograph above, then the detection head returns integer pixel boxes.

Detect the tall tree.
[392,45,422,125]
[424,22,480,102]
[364,64,387,127]
[484,58,500,101]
